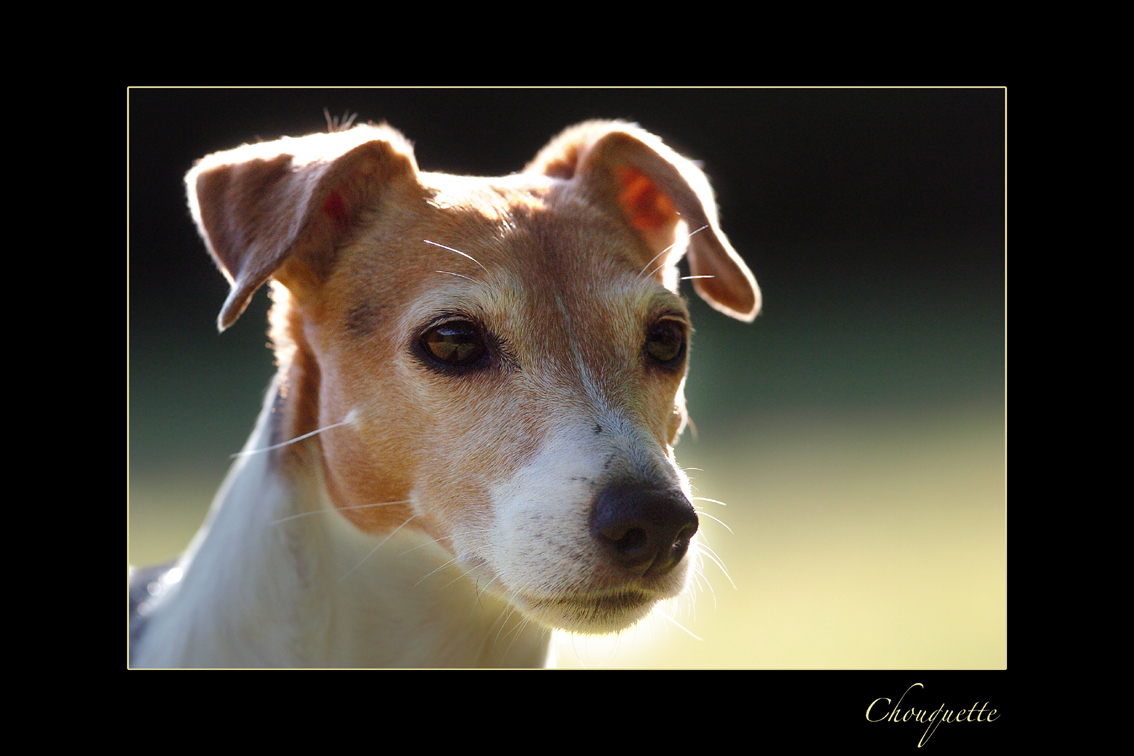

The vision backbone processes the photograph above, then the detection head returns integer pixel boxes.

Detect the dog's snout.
[591,482,699,577]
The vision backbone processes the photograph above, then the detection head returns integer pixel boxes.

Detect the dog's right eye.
[419,320,488,369]
[644,318,688,368]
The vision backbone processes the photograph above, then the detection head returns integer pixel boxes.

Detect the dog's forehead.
[414,172,647,270]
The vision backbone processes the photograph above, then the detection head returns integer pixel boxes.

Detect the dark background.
[128,87,1005,672]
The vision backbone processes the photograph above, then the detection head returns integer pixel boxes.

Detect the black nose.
[591,482,699,577]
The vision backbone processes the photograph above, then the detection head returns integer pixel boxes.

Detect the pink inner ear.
[321,190,348,226]
[616,167,676,232]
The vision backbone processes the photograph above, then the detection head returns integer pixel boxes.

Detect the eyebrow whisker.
[424,240,489,273]
[435,270,478,282]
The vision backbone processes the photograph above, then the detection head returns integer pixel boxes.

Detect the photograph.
[128,88,1005,681]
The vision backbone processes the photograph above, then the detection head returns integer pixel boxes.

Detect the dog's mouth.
[519,589,659,634]
[454,548,673,634]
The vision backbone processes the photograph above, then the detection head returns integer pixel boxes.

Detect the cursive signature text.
[866,682,999,747]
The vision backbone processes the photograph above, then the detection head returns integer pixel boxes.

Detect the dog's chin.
[515,590,664,635]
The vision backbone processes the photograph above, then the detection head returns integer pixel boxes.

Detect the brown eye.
[421,320,487,368]
[645,319,687,367]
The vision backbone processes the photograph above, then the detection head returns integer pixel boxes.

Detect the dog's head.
[186,120,758,633]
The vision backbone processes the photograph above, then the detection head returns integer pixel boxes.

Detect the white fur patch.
[474,416,696,634]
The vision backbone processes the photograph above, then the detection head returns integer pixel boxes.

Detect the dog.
[129,119,759,667]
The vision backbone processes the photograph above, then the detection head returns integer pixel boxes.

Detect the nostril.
[612,526,650,558]
[592,482,699,577]
[670,527,694,562]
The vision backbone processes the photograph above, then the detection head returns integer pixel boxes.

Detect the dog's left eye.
[645,319,687,367]
[420,319,488,369]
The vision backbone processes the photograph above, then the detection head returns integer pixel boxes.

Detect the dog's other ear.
[186,124,418,331]
[528,121,760,322]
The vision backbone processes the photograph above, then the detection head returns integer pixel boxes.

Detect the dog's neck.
[131,375,554,668]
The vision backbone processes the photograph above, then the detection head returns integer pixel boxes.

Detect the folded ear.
[527,120,760,322]
[186,123,418,331]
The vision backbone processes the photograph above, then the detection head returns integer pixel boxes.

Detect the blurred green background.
[128,88,1005,669]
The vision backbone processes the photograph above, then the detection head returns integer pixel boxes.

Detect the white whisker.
[642,258,674,282]
[690,553,718,608]
[438,567,481,595]
[694,509,733,534]
[271,499,411,525]
[657,612,702,641]
[340,516,416,581]
[493,605,522,648]
[636,247,675,280]
[423,239,488,272]
[687,223,710,240]
[692,496,729,507]
[395,535,445,558]
[435,270,478,282]
[414,555,463,588]
[696,541,736,590]
[684,566,703,598]
[470,573,502,601]
[499,611,539,660]
[636,224,711,280]
[680,275,716,281]
[232,411,356,458]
